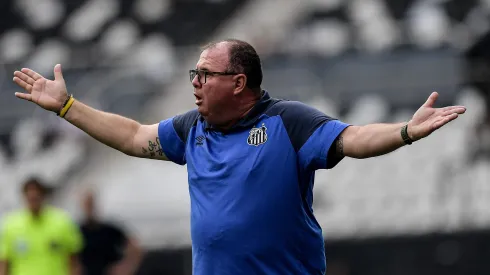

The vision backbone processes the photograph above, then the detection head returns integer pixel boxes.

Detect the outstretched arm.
[13,65,168,160]
[333,92,466,159]
[63,100,165,159]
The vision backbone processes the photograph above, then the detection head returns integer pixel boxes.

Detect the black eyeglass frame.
[189,69,238,84]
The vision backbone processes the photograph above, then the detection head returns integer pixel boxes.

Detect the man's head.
[81,189,97,221]
[191,39,263,127]
[22,177,47,214]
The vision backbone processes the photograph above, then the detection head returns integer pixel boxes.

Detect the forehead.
[25,185,43,195]
[196,44,229,70]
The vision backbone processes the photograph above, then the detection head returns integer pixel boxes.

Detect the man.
[0,178,83,275]
[79,190,141,275]
[465,31,490,160]
[12,39,466,274]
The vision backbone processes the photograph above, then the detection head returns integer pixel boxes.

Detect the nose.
[192,74,201,88]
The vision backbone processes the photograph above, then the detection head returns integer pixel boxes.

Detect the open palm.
[408,92,466,141]
[13,64,68,112]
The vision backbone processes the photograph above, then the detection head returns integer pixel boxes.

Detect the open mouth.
[194,94,203,105]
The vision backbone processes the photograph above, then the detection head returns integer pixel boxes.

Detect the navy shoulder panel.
[265,100,335,152]
[172,109,199,143]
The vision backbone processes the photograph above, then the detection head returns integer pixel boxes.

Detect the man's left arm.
[109,237,142,275]
[335,92,466,159]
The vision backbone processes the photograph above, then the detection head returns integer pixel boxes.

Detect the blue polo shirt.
[158,91,350,275]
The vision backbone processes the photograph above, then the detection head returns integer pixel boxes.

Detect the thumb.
[54,64,64,81]
[423,91,438,107]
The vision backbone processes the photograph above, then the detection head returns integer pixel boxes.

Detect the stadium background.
[1,0,490,274]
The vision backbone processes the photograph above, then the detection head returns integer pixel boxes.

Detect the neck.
[210,89,262,130]
[217,99,258,130]
[85,219,98,228]
[85,215,97,223]
[29,208,43,218]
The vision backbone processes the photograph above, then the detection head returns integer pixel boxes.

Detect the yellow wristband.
[59,96,75,118]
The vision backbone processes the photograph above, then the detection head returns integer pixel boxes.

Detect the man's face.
[83,193,95,218]
[24,185,44,213]
[192,44,237,125]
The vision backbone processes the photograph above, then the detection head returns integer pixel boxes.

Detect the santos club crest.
[247,123,268,146]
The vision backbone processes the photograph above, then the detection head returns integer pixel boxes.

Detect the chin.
[197,105,208,116]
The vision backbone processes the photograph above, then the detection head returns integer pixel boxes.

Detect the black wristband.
[56,94,72,116]
[401,124,413,145]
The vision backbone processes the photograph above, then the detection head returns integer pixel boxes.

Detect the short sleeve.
[266,100,350,171]
[63,217,83,254]
[298,120,350,170]
[0,221,10,260]
[158,109,199,165]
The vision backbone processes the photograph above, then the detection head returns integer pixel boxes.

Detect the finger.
[14,92,32,101]
[441,107,466,116]
[13,77,32,92]
[20,68,43,81]
[433,113,458,130]
[442,106,466,113]
[423,91,439,107]
[13,71,35,85]
[53,64,64,81]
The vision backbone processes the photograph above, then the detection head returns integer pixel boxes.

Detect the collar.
[202,90,272,132]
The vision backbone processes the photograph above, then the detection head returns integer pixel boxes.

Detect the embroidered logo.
[247,123,268,146]
[196,135,205,146]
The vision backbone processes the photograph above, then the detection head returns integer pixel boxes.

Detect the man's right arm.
[64,100,167,160]
[12,65,169,161]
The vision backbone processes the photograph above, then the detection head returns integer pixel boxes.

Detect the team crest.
[247,123,268,146]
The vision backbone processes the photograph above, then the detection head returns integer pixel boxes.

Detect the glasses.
[189,69,238,84]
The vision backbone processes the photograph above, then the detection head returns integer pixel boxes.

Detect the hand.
[13,64,68,113]
[408,92,466,141]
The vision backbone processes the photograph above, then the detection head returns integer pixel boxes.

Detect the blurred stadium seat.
[0,0,249,196]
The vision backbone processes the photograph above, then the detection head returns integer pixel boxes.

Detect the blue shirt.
[158,91,350,275]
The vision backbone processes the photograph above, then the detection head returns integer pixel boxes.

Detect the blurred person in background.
[79,190,141,275]
[0,177,83,275]
[465,31,490,159]
[12,39,466,275]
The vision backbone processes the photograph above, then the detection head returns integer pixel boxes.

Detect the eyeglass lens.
[190,70,206,84]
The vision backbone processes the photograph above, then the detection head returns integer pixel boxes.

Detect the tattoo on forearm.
[336,135,344,158]
[142,137,163,157]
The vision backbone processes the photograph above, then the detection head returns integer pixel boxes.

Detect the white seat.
[119,33,176,83]
[10,118,45,162]
[344,94,389,125]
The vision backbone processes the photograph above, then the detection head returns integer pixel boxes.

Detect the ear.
[233,74,247,95]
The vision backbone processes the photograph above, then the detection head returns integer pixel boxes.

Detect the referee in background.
[0,178,83,275]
